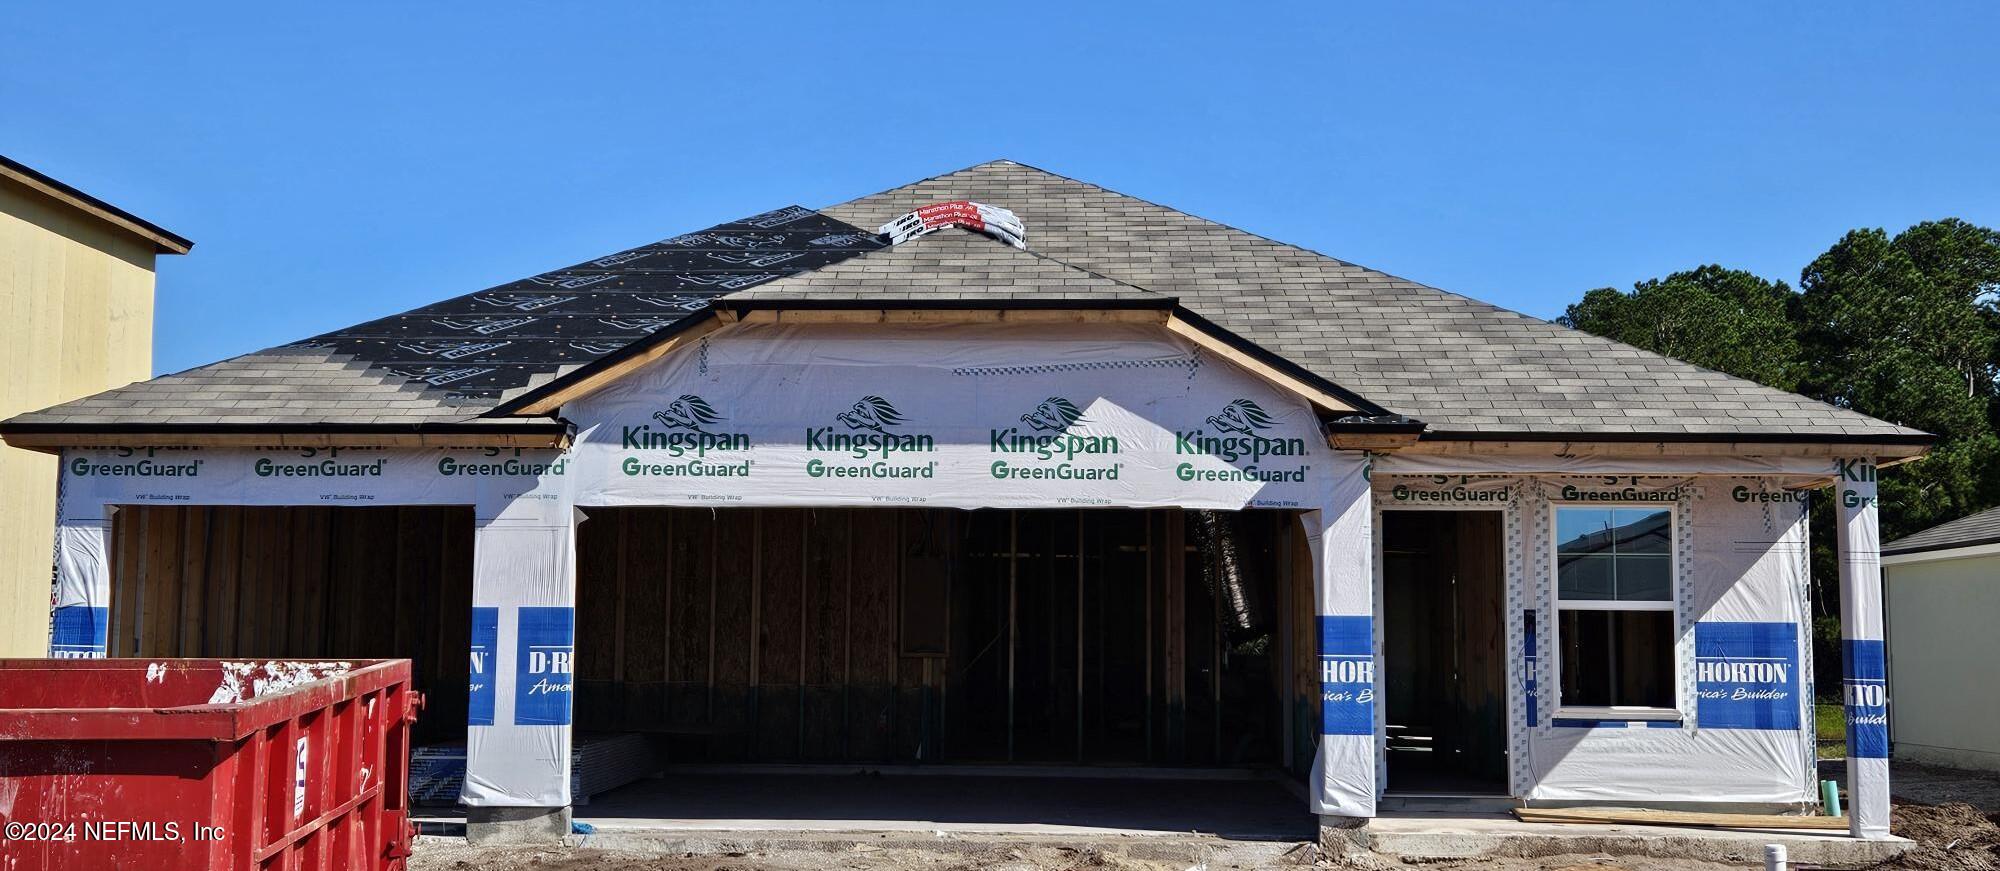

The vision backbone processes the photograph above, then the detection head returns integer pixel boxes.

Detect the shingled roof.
[1,159,1929,445]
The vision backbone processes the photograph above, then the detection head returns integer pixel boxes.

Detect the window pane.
[1555,509,1615,555]
[1559,609,1613,707]
[1558,609,1675,709]
[1612,610,1674,707]
[1557,554,1614,600]
[1615,554,1672,601]
[1610,509,1672,555]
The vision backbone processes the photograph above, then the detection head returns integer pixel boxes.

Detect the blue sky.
[7,3,1997,375]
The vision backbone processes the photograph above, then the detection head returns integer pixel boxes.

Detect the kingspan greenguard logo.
[68,446,203,478]
[254,446,385,478]
[1174,399,1310,484]
[804,396,938,480]
[989,397,1122,482]
[620,394,753,477]
[437,448,570,477]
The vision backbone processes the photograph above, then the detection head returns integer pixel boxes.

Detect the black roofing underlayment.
[286,206,887,400]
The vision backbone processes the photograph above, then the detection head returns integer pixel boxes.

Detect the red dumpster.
[0,658,418,871]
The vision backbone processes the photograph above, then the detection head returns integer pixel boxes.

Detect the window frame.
[1547,501,1683,721]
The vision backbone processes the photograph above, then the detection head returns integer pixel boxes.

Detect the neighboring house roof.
[0,154,193,254]
[0,159,1931,446]
[1884,506,2000,557]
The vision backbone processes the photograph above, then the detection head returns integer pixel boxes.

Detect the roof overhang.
[0,155,193,255]
[0,422,570,453]
[1882,539,2000,565]
[1402,430,1933,462]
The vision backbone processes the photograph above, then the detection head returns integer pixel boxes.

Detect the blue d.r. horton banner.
[1694,621,1801,730]
[1319,616,1374,735]
[468,607,498,726]
[1843,638,1889,758]
[514,607,574,726]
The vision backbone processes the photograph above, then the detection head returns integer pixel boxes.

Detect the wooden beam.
[1513,807,1849,831]
[0,430,569,452]
[1163,315,1357,414]
[1328,431,1422,451]
[512,314,725,414]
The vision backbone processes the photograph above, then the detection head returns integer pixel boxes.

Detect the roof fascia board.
[722,307,1170,326]
[0,428,569,454]
[0,157,193,254]
[717,296,1176,314]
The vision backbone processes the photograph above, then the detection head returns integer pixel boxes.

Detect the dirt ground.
[410,761,2000,871]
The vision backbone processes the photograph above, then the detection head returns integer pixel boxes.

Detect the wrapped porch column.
[1834,458,1891,840]
[1304,452,1376,820]
[461,511,578,842]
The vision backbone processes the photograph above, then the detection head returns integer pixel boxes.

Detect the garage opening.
[1382,509,1506,795]
[565,506,1316,836]
[572,506,1302,767]
[103,505,475,747]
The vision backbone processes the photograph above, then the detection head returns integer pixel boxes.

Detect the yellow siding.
[0,175,157,656]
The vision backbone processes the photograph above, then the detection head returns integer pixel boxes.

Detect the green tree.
[1558,265,1805,390]
[1797,220,2000,537]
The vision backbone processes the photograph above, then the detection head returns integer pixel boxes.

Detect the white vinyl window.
[1553,506,1677,716]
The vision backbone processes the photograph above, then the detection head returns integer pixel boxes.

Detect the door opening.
[1382,510,1507,795]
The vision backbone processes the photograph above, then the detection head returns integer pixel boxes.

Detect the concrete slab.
[421,769,1316,841]
[1367,811,1914,865]
[586,770,1313,839]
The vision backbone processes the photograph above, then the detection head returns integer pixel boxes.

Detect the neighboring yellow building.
[0,155,190,656]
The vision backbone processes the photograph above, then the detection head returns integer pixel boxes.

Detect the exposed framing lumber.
[1328,431,1423,451]
[1513,807,1849,831]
